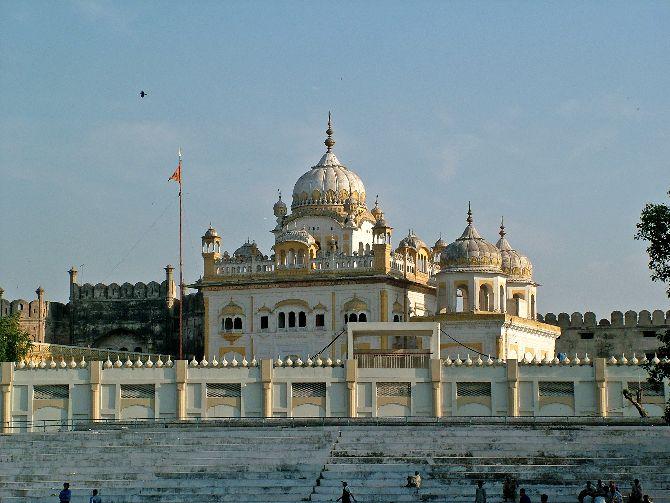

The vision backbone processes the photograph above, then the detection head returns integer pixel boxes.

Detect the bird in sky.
[139,90,148,98]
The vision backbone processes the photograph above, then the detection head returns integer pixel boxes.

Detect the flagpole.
[178,148,184,361]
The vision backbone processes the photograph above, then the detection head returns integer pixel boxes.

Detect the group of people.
[58,483,101,503]
[579,479,651,503]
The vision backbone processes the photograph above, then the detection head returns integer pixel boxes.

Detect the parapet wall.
[539,309,670,329]
[1,356,668,433]
[71,280,174,302]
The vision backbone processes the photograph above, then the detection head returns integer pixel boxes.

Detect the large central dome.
[291,116,367,211]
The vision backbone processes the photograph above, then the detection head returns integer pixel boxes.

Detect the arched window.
[359,313,367,322]
[365,243,371,254]
[278,312,285,329]
[298,311,307,327]
[233,317,242,330]
[393,314,400,322]
[455,286,468,312]
[224,318,233,331]
[288,311,296,328]
[348,313,358,323]
[479,285,492,311]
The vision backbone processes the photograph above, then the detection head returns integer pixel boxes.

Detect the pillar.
[506,359,519,417]
[35,287,45,343]
[176,359,187,420]
[431,358,442,418]
[1,362,13,434]
[164,265,175,305]
[68,267,78,302]
[89,360,102,421]
[261,359,273,418]
[345,359,357,417]
[594,357,607,417]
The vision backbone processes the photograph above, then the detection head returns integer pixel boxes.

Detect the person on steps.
[59,483,71,503]
[630,479,643,503]
[520,488,531,503]
[579,481,595,503]
[476,480,487,503]
[336,481,357,503]
[406,471,422,489]
[89,489,102,503]
[503,476,518,502]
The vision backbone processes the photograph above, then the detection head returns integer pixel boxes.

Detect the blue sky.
[1,1,669,317]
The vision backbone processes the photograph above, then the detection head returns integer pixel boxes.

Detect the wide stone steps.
[1,423,668,503]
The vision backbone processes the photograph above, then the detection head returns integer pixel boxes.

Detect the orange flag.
[169,161,181,183]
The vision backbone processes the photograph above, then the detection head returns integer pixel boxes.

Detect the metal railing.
[355,352,432,369]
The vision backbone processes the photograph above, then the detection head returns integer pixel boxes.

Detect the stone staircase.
[0,426,335,503]
[0,422,668,503]
[312,424,670,503]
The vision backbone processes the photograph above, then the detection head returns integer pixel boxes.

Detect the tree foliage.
[0,314,33,362]
[635,190,670,296]
[636,190,670,423]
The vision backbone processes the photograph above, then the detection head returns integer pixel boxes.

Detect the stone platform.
[0,419,668,503]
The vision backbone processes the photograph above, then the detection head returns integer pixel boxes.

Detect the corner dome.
[233,241,264,260]
[397,230,428,252]
[496,220,533,281]
[291,115,367,212]
[441,206,502,272]
[203,225,218,238]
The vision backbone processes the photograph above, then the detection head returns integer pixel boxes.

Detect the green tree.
[0,314,33,362]
[635,189,670,423]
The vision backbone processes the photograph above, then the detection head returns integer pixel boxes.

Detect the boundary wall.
[2,356,668,433]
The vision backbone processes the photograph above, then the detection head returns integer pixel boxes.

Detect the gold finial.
[324,111,335,152]
[499,216,506,238]
[467,201,473,224]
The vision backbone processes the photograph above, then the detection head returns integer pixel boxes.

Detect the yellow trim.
[204,296,210,356]
[218,346,246,358]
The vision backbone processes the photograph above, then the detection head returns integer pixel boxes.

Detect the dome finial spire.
[499,216,506,238]
[324,111,335,152]
[467,201,473,224]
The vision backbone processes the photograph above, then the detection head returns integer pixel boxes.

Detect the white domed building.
[194,115,559,364]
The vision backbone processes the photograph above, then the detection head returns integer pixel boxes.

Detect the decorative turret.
[273,189,287,230]
[372,200,393,273]
[201,225,222,278]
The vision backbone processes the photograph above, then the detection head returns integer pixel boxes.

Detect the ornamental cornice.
[273,298,312,312]
[195,274,436,294]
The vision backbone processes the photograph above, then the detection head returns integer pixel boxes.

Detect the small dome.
[273,192,287,218]
[433,235,447,251]
[496,220,533,281]
[233,241,264,261]
[203,225,218,238]
[397,230,428,252]
[276,227,316,247]
[442,206,502,272]
[371,197,382,220]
